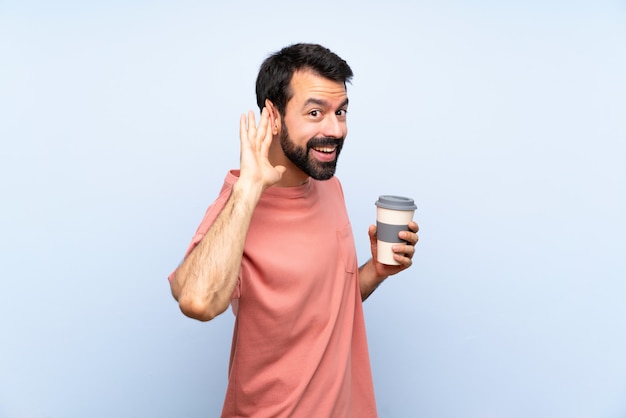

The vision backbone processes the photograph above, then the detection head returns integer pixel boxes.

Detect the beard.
[279,123,344,181]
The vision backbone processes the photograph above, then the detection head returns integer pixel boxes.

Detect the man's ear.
[265,99,280,135]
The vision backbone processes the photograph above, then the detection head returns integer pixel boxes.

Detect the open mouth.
[312,145,336,154]
[310,145,337,162]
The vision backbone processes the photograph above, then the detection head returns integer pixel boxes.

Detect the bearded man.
[169,43,419,418]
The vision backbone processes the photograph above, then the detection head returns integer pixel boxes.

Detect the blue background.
[1,1,625,417]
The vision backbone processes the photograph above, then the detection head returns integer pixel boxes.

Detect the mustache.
[306,137,344,149]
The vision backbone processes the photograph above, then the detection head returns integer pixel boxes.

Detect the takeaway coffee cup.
[375,195,417,265]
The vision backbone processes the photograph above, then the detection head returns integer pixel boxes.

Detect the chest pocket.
[336,223,357,274]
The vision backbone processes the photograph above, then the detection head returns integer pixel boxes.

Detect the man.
[169,43,419,417]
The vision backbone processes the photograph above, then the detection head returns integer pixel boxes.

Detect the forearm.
[358,259,388,301]
[172,181,263,321]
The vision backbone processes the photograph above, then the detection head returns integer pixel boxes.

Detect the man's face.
[279,70,349,181]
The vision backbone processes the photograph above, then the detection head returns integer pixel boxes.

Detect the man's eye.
[310,110,319,117]
[336,109,347,117]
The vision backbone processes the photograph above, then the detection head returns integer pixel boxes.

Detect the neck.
[274,169,310,187]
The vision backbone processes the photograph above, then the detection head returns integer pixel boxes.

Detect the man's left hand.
[368,221,420,278]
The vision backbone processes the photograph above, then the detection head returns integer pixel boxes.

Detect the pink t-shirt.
[171,170,377,417]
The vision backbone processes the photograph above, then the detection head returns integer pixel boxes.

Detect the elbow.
[178,294,225,322]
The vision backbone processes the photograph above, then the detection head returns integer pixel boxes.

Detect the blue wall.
[1,1,625,417]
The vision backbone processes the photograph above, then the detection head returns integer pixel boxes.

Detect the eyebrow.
[303,97,349,109]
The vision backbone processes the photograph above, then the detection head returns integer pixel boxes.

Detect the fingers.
[239,113,247,142]
[247,110,257,148]
[399,229,419,246]
[370,222,418,248]
[368,224,377,240]
[238,108,284,189]
[258,108,273,154]
[241,109,271,147]
[256,109,269,148]
[391,242,415,267]
[392,223,419,265]
[392,242,416,257]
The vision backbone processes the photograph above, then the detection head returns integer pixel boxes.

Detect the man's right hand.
[238,107,286,193]
[172,106,286,321]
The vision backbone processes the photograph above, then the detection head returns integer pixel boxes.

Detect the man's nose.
[321,115,344,138]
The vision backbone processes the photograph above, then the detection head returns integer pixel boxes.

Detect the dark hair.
[255,43,353,115]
